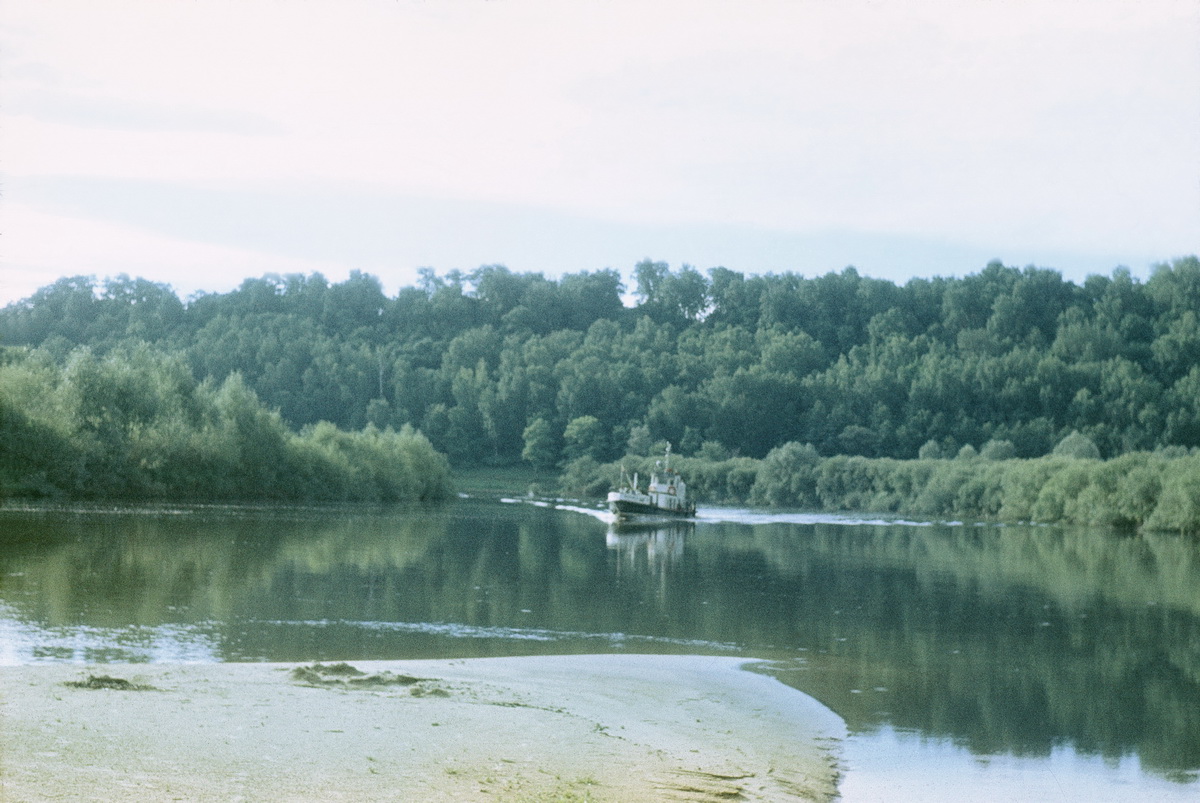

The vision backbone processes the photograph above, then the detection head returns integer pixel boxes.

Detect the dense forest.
[2,256,1199,519]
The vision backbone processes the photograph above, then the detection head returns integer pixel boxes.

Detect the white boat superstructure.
[607,446,696,521]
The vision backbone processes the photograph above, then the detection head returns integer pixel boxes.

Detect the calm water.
[2,496,1198,800]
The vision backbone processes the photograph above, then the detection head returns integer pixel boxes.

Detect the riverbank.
[0,654,845,802]
[559,447,1200,532]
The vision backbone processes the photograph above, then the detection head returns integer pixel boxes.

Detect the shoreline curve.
[1,654,844,802]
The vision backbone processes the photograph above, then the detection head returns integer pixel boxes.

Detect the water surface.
[2,497,1197,800]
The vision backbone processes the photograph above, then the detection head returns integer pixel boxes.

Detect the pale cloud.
[0,204,352,303]
[1,0,1197,303]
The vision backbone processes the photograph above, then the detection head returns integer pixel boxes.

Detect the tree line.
[0,344,451,503]
[1,256,1198,508]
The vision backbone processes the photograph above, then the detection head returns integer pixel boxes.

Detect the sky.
[2,0,1198,305]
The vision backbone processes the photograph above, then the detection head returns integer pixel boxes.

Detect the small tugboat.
[607,445,696,521]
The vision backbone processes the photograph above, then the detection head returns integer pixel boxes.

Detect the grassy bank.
[452,464,555,497]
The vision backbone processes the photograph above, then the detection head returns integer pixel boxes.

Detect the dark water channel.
[2,497,1197,800]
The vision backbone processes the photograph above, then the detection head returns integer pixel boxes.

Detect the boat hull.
[608,497,695,520]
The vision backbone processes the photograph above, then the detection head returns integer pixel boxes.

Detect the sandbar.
[0,654,844,801]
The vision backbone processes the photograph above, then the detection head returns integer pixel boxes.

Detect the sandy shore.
[0,654,844,802]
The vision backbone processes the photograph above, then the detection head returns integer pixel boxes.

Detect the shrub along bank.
[0,346,452,503]
[561,440,1200,533]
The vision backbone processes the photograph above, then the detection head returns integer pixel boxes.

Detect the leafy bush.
[1053,431,1102,460]
[917,440,945,460]
[555,444,1200,533]
[558,456,612,498]
[751,442,820,507]
[0,347,452,503]
[1144,456,1200,532]
[980,439,1016,461]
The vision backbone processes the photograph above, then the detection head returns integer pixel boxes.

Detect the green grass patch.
[454,464,554,497]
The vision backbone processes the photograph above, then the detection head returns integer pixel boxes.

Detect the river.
[1,496,1197,801]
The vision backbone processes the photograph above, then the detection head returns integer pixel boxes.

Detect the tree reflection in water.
[1,499,1198,779]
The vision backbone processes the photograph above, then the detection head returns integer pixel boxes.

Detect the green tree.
[563,415,609,461]
[1053,431,1101,460]
[522,417,561,469]
[751,441,821,507]
[980,439,1016,461]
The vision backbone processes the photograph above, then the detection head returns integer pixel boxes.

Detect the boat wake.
[694,509,937,527]
[500,497,615,525]
[500,496,946,528]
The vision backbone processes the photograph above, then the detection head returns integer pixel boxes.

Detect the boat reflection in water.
[3,502,1200,796]
[606,521,692,577]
